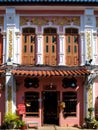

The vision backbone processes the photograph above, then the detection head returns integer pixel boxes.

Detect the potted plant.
[1,112,19,129]
[20,121,27,130]
[85,107,96,129]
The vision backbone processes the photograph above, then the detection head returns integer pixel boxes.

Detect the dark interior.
[43,91,59,125]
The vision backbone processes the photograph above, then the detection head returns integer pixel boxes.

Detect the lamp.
[85,59,92,66]
[50,83,53,88]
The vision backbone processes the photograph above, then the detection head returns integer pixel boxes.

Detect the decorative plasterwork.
[86,32,92,60]
[8,85,12,113]
[88,85,93,109]
[20,16,80,26]
[0,16,4,26]
[8,29,13,59]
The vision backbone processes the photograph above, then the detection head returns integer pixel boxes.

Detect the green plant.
[84,107,96,129]
[1,112,19,129]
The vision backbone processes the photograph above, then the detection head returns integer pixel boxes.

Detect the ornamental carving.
[20,16,80,26]
[8,29,13,58]
[8,85,12,113]
[86,32,92,60]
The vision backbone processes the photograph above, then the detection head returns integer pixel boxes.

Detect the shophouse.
[0,0,98,127]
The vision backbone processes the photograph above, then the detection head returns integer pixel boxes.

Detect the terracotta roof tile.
[12,66,90,76]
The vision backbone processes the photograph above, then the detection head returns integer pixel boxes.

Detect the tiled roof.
[12,65,90,76]
[0,0,98,3]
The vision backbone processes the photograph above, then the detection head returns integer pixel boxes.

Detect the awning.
[12,66,90,76]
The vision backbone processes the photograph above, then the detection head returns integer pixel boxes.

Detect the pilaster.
[84,9,95,64]
[5,8,16,64]
[5,68,16,113]
[58,33,65,65]
[2,32,6,64]
[36,33,43,65]
[80,32,85,65]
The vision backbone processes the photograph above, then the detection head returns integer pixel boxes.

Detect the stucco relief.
[88,85,93,109]
[8,85,12,113]
[86,32,92,60]
[20,16,80,27]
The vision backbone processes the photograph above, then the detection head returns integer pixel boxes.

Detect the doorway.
[43,91,59,125]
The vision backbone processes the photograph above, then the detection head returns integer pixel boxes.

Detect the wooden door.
[22,28,35,65]
[65,28,79,66]
[44,28,57,66]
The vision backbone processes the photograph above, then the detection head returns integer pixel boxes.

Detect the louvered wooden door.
[44,28,57,66]
[22,28,35,65]
[65,28,79,66]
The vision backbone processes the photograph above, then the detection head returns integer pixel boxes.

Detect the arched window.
[22,28,36,65]
[43,28,57,66]
[62,92,77,117]
[25,92,39,117]
[65,28,79,66]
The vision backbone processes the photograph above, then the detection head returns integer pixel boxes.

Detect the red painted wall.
[16,76,84,127]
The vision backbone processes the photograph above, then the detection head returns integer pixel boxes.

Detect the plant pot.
[87,122,95,129]
[21,125,27,130]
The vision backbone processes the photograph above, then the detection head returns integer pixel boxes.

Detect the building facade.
[0,1,98,127]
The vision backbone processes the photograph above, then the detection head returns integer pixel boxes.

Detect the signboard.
[17,104,26,115]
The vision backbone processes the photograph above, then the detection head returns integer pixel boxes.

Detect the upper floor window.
[65,28,79,66]
[21,27,36,65]
[43,28,57,66]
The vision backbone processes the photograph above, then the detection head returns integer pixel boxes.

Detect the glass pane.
[68,46,70,53]
[46,46,48,52]
[74,36,77,43]
[52,45,55,53]
[68,36,70,43]
[46,36,48,43]
[52,36,56,43]
[24,36,27,43]
[30,45,33,53]
[30,36,35,43]
[24,45,27,53]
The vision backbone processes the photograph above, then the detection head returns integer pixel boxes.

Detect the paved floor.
[28,125,90,130]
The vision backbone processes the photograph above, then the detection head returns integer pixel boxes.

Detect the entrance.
[43,91,59,125]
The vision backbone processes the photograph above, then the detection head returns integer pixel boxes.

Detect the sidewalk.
[28,125,89,130]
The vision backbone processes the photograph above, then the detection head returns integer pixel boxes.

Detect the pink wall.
[16,76,84,127]
[0,88,5,126]
[94,79,98,116]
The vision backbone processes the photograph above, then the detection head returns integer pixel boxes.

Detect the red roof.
[12,66,90,76]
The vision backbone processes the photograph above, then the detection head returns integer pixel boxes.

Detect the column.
[92,33,97,65]
[2,32,6,64]
[84,9,94,64]
[80,32,85,65]
[58,33,65,65]
[15,32,21,64]
[5,8,16,64]
[5,70,16,113]
[36,34,43,65]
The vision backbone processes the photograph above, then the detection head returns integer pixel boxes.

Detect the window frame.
[25,91,39,117]
[62,91,77,117]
